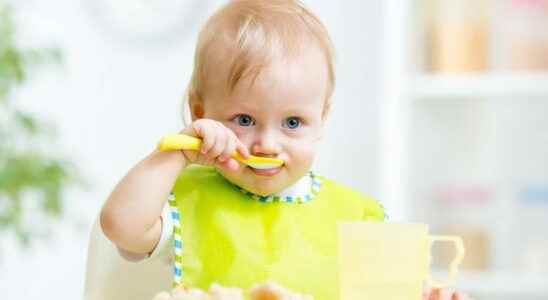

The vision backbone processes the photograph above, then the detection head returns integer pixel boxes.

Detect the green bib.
[168,166,385,300]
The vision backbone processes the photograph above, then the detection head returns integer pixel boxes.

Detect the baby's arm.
[100,119,249,256]
[100,150,186,256]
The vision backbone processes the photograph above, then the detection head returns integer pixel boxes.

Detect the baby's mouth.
[249,166,282,177]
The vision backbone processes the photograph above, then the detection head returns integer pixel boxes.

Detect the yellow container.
[338,222,464,300]
[428,0,490,72]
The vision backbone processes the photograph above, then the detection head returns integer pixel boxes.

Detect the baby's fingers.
[192,122,216,154]
[223,130,249,160]
[218,132,236,162]
[207,126,228,158]
[217,156,239,171]
[216,138,240,171]
[195,154,216,166]
[236,141,249,159]
[218,130,248,168]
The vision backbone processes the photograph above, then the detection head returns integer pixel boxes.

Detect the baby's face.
[200,46,329,195]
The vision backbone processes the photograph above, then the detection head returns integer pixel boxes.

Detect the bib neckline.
[237,171,322,204]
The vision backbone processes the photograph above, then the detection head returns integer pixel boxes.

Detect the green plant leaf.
[0,2,81,250]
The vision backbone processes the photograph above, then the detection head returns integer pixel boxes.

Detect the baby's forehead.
[220,52,328,110]
[204,40,328,96]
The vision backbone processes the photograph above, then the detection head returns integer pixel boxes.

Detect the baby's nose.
[251,133,281,157]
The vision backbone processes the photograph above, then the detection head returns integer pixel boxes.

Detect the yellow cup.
[337,222,465,300]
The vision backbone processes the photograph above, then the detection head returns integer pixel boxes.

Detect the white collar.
[238,171,322,204]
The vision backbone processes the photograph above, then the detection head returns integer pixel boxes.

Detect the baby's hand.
[180,119,249,171]
[422,286,474,300]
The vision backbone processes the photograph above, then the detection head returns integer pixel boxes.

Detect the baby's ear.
[188,89,204,120]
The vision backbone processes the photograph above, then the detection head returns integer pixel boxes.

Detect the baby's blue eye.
[283,117,301,129]
[234,114,255,127]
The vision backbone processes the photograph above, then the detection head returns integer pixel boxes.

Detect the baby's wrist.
[149,148,187,170]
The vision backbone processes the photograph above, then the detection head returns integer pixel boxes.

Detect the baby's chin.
[241,181,286,196]
[217,166,297,196]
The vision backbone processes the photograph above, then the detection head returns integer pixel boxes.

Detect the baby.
[100,1,472,299]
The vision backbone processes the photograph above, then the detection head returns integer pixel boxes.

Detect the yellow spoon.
[157,134,284,170]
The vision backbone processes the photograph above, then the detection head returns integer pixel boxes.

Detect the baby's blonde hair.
[184,0,335,123]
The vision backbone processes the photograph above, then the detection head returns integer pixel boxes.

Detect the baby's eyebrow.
[222,96,258,109]
[282,107,316,116]
[219,106,259,118]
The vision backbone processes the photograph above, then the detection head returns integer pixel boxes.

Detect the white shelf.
[433,270,548,296]
[382,1,548,298]
[411,73,548,99]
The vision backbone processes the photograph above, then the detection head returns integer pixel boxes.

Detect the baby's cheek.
[223,122,241,136]
[227,126,253,146]
[290,141,317,169]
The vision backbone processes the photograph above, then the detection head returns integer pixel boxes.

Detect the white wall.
[0,1,384,299]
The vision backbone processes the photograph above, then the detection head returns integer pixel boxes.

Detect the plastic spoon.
[157,134,284,170]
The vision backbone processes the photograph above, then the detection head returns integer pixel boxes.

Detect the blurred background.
[0,0,547,299]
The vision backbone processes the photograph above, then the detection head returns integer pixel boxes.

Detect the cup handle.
[426,235,465,289]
